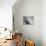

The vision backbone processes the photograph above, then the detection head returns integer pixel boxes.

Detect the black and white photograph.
[23,16,34,25]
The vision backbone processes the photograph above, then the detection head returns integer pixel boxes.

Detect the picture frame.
[23,16,34,25]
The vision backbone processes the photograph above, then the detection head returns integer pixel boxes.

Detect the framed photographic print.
[23,16,34,25]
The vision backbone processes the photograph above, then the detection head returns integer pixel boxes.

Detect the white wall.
[0,0,16,30]
[13,0,41,46]
[41,0,46,46]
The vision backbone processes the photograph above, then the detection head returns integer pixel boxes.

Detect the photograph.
[23,16,34,25]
